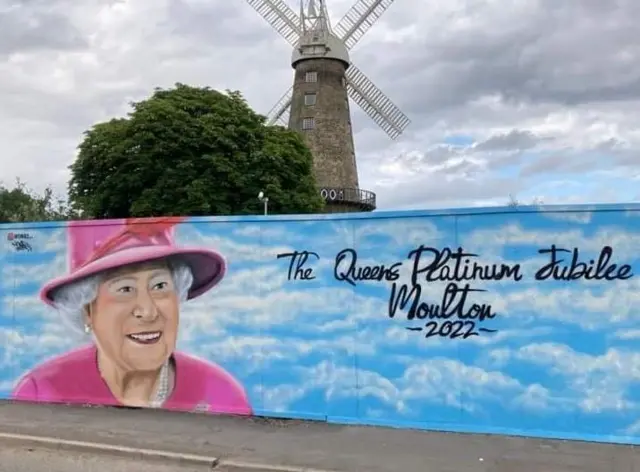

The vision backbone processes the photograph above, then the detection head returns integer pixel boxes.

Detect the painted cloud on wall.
[1,205,640,444]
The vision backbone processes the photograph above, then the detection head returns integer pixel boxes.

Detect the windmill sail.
[346,64,410,140]
[245,0,410,141]
[246,0,301,46]
[266,86,293,126]
[334,0,397,49]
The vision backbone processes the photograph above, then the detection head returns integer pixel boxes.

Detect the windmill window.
[302,118,315,130]
[304,93,317,106]
[305,71,317,83]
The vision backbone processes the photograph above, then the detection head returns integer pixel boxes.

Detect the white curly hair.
[49,257,194,335]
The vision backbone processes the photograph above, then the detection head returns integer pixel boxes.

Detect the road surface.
[0,444,210,472]
[0,402,639,471]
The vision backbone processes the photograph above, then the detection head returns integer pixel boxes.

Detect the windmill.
[245,0,410,212]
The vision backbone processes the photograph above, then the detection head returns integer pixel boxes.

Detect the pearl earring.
[84,324,91,334]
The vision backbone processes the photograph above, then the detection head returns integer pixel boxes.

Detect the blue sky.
[2,205,640,443]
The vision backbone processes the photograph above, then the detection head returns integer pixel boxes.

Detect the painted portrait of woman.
[11,217,252,415]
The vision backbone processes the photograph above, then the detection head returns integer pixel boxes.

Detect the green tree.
[68,83,324,218]
[0,179,75,223]
[507,194,544,207]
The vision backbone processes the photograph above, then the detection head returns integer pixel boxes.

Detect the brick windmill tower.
[246,0,410,212]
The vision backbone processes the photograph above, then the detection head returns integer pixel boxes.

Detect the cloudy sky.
[1,0,639,210]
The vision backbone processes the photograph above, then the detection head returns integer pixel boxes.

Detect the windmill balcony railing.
[319,186,376,211]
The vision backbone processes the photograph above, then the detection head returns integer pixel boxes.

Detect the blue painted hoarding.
[1,204,639,444]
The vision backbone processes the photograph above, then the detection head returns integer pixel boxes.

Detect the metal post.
[258,192,269,216]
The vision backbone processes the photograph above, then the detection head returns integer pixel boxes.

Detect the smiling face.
[86,260,179,373]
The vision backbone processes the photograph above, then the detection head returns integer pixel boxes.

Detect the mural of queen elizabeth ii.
[11,217,252,415]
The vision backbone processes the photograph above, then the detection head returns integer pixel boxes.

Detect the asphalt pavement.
[0,401,639,471]
[0,444,210,472]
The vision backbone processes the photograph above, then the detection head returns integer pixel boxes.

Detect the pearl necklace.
[149,360,170,408]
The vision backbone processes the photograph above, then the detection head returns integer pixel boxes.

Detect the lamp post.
[258,191,269,216]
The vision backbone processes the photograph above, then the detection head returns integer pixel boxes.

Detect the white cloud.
[400,359,521,412]
[613,329,640,340]
[254,341,640,419]
[3,253,66,287]
[512,384,558,412]
[463,223,640,259]
[623,418,640,435]
[6,294,53,320]
[193,335,313,374]
[257,383,307,413]
[541,210,593,224]
[177,224,296,263]
[494,278,640,329]
[260,357,556,418]
[353,218,445,247]
[507,342,640,413]
[0,324,80,372]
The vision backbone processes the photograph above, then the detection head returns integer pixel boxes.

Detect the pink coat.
[11,345,252,415]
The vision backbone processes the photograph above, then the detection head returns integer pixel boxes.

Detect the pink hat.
[40,217,226,305]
